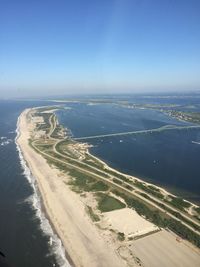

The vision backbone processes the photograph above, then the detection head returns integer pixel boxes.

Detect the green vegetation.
[103,167,131,183]
[111,190,200,248]
[194,207,200,214]
[83,155,105,169]
[50,148,111,179]
[28,139,35,149]
[34,143,54,151]
[66,169,109,193]
[96,193,126,212]
[51,126,64,139]
[118,192,168,226]
[137,192,200,231]
[45,157,70,172]
[167,196,191,211]
[39,134,200,233]
[34,112,52,134]
[90,181,109,192]
[193,215,200,222]
[113,178,123,185]
[167,110,200,124]
[148,185,161,192]
[124,184,133,191]
[67,170,95,192]
[117,232,125,241]
[134,180,164,199]
[134,181,193,216]
[55,140,76,157]
[34,112,51,124]
[168,220,200,248]
[86,206,100,222]
[30,107,200,248]
[32,144,111,193]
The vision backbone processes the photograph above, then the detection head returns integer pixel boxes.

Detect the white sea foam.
[15,117,71,267]
[191,141,200,145]
[0,137,13,146]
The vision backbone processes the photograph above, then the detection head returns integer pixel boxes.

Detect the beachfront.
[17,109,126,267]
[16,107,200,267]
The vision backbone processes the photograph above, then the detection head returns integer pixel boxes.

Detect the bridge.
[74,125,200,141]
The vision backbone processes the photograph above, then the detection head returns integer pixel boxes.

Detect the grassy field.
[90,181,109,192]
[30,107,200,249]
[167,195,191,211]
[96,193,126,212]
[67,169,95,192]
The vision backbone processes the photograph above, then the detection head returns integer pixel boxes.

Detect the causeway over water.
[74,125,200,141]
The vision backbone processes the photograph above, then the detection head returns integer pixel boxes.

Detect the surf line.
[15,116,72,267]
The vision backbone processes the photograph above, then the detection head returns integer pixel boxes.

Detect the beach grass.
[29,106,200,249]
[96,193,126,212]
[90,181,109,192]
[86,206,100,222]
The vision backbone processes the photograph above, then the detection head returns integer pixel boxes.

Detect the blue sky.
[0,0,200,97]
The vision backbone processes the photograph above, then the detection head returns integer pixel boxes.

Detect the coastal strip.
[16,113,72,267]
[16,109,126,267]
[16,107,200,267]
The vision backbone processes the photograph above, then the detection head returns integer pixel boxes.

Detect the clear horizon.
[1,0,200,97]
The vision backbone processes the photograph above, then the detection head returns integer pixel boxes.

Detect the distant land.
[15,94,200,267]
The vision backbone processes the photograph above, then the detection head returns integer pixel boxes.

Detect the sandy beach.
[16,108,127,267]
[16,108,200,267]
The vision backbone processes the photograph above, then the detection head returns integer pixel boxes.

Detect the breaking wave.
[15,117,71,267]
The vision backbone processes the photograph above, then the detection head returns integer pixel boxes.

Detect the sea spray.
[15,116,71,267]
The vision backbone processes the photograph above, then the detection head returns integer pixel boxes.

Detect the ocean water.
[56,101,200,204]
[0,96,200,266]
[0,100,70,267]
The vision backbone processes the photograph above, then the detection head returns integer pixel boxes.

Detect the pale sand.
[130,229,200,267]
[17,109,126,267]
[102,208,158,237]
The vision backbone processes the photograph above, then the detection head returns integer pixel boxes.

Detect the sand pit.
[103,208,158,237]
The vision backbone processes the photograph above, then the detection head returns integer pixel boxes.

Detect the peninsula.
[17,106,200,267]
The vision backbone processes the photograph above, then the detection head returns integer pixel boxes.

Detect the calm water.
[57,101,200,203]
[0,96,200,266]
[0,100,69,267]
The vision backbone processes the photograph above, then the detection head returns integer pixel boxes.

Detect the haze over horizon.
[1,0,200,98]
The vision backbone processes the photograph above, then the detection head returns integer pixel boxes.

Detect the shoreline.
[34,105,200,217]
[16,111,73,267]
[85,144,200,209]
[55,102,199,205]
[16,109,126,267]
